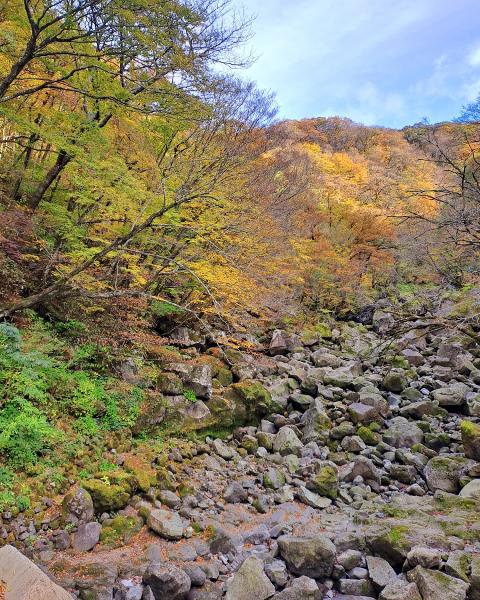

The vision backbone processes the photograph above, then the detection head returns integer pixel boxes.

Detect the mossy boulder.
[460,420,480,460]
[132,391,167,435]
[227,381,280,424]
[100,515,143,548]
[310,463,338,499]
[358,425,380,446]
[382,372,407,393]
[424,456,471,493]
[122,454,157,493]
[82,478,131,513]
[61,486,94,525]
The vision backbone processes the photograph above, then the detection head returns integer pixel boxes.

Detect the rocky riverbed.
[2,309,480,599]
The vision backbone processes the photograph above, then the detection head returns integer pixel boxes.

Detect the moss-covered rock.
[82,479,131,513]
[227,380,280,424]
[461,420,480,460]
[122,454,157,493]
[100,515,143,548]
[357,425,380,446]
[310,464,338,499]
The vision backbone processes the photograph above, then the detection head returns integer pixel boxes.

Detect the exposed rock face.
[278,535,336,578]
[0,545,73,599]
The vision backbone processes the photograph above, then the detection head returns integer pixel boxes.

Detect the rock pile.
[1,314,480,599]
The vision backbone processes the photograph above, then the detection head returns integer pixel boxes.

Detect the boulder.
[184,365,213,400]
[277,535,336,578]
[269,330,289,356]
[0,545,73,599]
[309,462,338,498]
[147,509,186,540]
[272,576,321,599]
[383,372,407,393]
[273,427,303,456]
[143,563,191,600]
[366,555,397,589]
[224,482,248,504]
[460,420,480,460]
[72,521,101,552]
[401,349,425,367]
[459,478,480,500]
[61,486,94,525]
[301,399,331,440]
[342,455,381,484]
[406,547,442,569]
[82,478,131,513]
[373,310,395,334]
[383,417,423,448]
[424,456,470,493]
[225,557,275,600]
[432,382,469,407]
[406,565,468,600]
[348,402,379,424]
[295,486,332,509]
[379,581,422,600]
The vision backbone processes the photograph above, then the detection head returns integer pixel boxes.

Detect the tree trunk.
[29,150,71,209]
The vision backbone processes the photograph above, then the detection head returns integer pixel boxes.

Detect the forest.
[1,1,480,599]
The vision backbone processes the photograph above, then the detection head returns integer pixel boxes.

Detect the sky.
[231,0,480,128]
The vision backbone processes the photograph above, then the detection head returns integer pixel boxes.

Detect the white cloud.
[468,43,480,67]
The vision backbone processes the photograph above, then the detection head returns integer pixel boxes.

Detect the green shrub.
[0,397,61,467]
[183,389,197,403]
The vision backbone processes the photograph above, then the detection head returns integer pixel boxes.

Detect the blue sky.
[232,0,480,128]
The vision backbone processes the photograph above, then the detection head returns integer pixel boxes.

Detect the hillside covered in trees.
[1,0,480,598]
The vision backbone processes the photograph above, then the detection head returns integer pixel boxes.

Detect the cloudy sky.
[231,0,480,127]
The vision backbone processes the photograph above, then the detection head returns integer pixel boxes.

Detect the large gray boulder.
[61,486,94,525]
[406,565,468,600]
[225,557,275,600]
[342,455,381,484]
[0,545,73,599]
[424,456,470,493]
[459,478,480,500]
[273,427,303,456]
[72,521,101,552]
[147,509,187,540]
[432,382,469,407]
[272,576,321,599]
[269,330,289,356]
[366,555,397,589]
[277,535,335,578]
[379,581,422,600]
[143,563,191,600]
[383,417,423,448]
